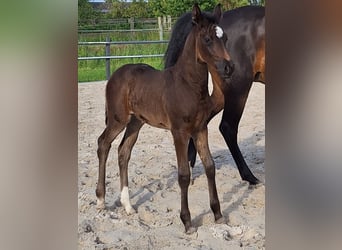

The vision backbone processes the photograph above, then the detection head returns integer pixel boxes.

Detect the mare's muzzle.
[216,60,234,79]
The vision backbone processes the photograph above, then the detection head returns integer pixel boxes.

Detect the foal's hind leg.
[96,120,126,209]
[193,127,223,223]
[117,116,143,215]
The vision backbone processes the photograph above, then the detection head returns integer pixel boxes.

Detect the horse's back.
[106,63,160,109]
[221,6,265,46]
[106,63,171,126]
[220,6,265,81]
[107,63,161,91]
[222,6,264,24]
[108,63,157,83]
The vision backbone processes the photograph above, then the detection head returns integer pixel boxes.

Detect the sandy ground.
[78,80,265,250]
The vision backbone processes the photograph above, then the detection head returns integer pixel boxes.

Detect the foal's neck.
[174,29,208,88]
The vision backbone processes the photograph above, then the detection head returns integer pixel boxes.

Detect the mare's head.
[192,4,234,79]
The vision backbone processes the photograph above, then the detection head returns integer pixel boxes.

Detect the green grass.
[78,30,170,82]
[78,57,165,82]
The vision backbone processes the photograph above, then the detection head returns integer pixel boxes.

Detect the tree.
[148,0,219,17]
[249,0,265,6]
[123,0,152,18]
[220,0,250,10]
[78,0,98,25]
[105,0,152,18]
[103,0,266,19]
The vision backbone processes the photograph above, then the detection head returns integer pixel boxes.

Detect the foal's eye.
[204,36,212,45]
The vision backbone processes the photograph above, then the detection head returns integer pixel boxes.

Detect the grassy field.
[78,30,170,82]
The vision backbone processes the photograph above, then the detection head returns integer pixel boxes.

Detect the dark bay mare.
[96,4,234,234]
[164,6,265,185]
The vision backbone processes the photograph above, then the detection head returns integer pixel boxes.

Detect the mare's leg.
[96,120,126,209]
[219,81,260,185]
[188,81,225,177]
[171,130,196,234]
[188,139,197,168]
[188,102,224,182]
[187,139,197,184]
[117,116,143,214]
[193,128,223,223]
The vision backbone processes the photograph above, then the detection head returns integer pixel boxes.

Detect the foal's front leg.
[194,127,223,223]
[171,130,196,234]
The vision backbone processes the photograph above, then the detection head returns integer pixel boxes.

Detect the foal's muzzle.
[216,60,234,79]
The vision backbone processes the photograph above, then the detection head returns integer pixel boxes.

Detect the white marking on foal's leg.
[120,186,135,214]
[96,197,105,209]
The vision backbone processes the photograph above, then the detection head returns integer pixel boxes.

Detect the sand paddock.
[78,81,265,249]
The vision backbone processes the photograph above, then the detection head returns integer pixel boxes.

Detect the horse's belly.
[130,98,169,129]
[134,111,170,129]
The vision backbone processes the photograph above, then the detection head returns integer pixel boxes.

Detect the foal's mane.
[164,11,217,69]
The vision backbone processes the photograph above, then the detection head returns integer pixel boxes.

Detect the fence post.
[163,16,166,29]
[167,15,171,30]
[129,17,134,30]
[158,17,163,41]
[105,36,111,80]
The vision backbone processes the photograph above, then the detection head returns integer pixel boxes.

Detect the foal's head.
[192,4,234,79]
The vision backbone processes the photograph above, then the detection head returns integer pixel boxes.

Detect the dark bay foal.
[95,4,233,233]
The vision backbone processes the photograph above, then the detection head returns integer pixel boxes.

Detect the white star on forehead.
[215,26,224,38]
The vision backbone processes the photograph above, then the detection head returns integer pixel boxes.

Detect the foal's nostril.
[229,62,234,75]
[216,60,234,79]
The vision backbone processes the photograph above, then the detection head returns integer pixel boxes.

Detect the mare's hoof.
[185,226,198,235]
[244,176,260,186]
[248,182,263,190]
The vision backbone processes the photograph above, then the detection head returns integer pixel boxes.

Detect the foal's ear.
[192,3,202,25]
[213,4,222,24]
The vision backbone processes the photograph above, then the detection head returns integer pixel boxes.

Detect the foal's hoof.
[96,198,106,210]
[124,206,137,215]
[215,216,226,224]
[185,226,198,235]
